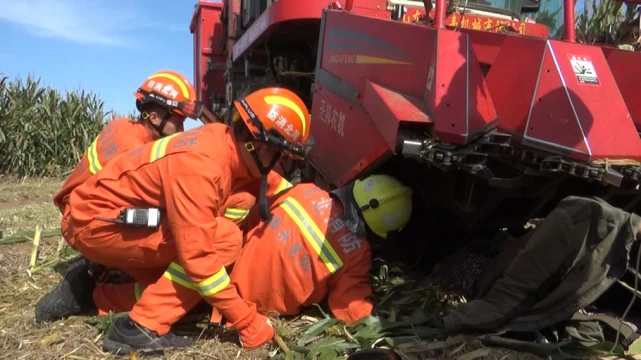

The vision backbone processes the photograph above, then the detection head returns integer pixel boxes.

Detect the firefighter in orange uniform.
[52,70,199,246]
[68,171,293,319]
[36,86,312,354]
[37,70,200,323]
[225,174,413,325]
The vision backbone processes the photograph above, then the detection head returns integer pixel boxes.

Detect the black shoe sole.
[102,338,135,355]
[102,338,185,355]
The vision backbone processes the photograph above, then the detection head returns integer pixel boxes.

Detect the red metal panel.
[546,41,641,160]
[310,10,498,186]
[602,47,641,131]
[308,86,390,186]
[190,1,225,109]
[362,81,431,150]
[487,36,641,162]
[528,49,592,155]
[486,37,546,137]
[422,29,498,144]
[321,11,431,102]
[460,29,507,66]
[319,12,495,146]
[347,0,390,18]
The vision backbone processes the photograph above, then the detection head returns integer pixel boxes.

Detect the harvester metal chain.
[410,129,641,188]
[420,131,512,175]
[498,144,641,187]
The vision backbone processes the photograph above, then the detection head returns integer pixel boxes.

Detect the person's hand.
[238,313,274,348]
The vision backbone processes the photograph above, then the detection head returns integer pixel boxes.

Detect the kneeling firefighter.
[210,174,413,325]
[35,87,313,354]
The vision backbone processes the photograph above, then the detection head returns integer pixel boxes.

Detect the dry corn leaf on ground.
[0,178,554,359]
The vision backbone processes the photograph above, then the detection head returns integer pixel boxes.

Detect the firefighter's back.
[54,118,152,212]
[232,182,370,316]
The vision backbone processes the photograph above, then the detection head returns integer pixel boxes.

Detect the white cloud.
[0,0,182,47]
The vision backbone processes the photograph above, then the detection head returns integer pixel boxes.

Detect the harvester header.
[191,0,641,231]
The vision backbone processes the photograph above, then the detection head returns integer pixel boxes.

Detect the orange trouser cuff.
[92,267,166,315]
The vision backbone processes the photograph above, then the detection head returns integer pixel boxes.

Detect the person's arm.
[220,191,256,226]
[326,241,374,324]
[266,171,292,196]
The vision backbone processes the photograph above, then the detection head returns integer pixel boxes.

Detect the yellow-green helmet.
[352,174,413,239]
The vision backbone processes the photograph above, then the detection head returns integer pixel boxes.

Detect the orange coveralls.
[67,123,261,335]
[229,182,374,324]
[92,171,293,315]
[53,118,153,245]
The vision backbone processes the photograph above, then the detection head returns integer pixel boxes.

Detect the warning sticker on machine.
[568,55,600,85]
[426,65,435,92]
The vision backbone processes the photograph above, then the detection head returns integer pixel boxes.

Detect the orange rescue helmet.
[233,87,313,160]
[134,70,202,120]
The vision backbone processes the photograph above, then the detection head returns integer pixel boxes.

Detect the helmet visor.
[177,99,203,120]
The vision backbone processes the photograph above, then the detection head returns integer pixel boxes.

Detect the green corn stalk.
[573,0,639,46]
[0,71,137,178]
[531,0,638,46]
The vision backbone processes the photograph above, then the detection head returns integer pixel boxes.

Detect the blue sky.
[0,0,578,132]
[0,0,214,130]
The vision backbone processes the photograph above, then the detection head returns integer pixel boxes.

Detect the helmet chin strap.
[245,141,281,223]
[151,111,173,138]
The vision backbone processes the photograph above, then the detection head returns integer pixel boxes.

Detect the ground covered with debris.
[1,177,616,360]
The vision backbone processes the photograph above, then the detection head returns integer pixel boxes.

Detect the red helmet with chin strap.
[233,87,313,161]
[134,70,202,120]
[232,86,314,222]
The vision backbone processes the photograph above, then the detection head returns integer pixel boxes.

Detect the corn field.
[576,0,640,45]
[0,1,637,176]
[0,72,136,178]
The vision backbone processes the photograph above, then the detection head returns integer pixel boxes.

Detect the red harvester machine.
[190,0,641,236]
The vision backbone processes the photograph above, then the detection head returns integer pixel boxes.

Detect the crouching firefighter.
[210,174,413,326]
[49,179,292,320]
[35,87,313,354]
[53,70,199,247]
[38,70,200,323]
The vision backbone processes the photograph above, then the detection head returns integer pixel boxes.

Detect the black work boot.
[102,316,193,355]
[34,256,102,323]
